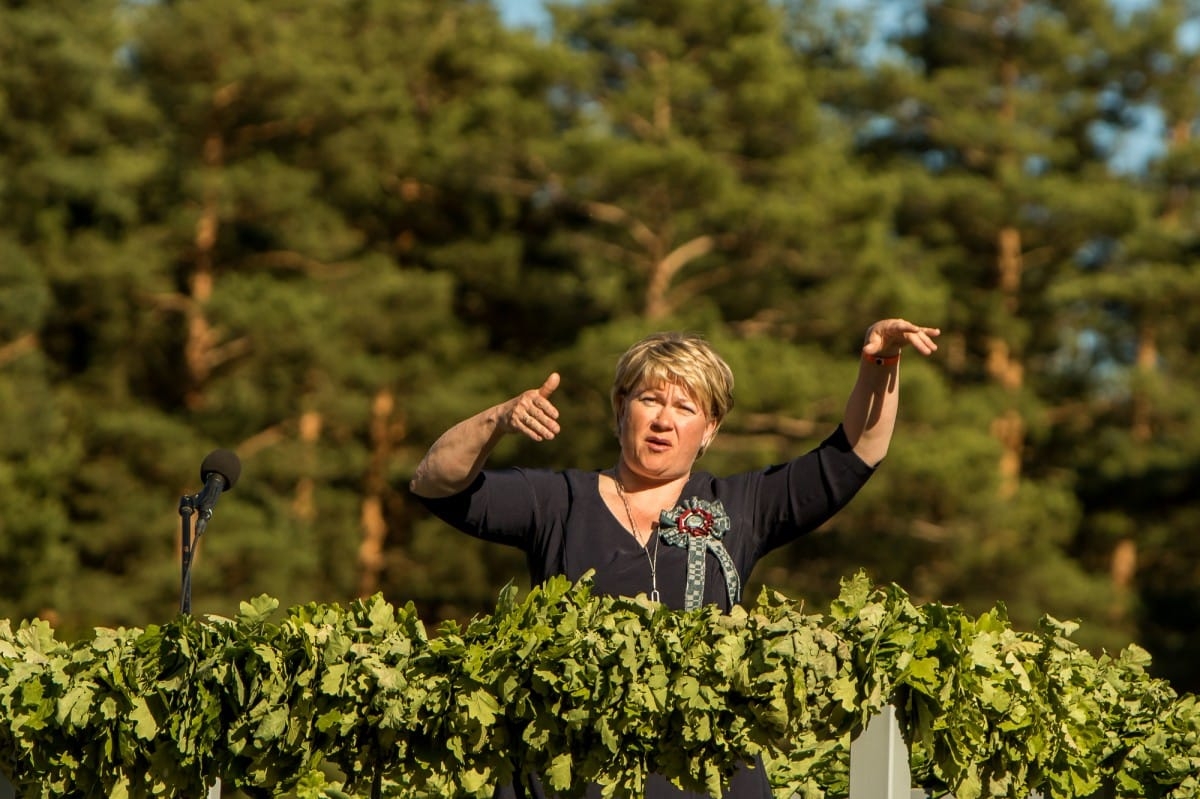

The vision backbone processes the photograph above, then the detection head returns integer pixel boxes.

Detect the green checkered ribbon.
[658,497,740,610]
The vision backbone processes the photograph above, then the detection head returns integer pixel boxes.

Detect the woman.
[410,318,940,798]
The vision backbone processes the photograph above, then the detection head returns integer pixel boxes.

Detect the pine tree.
[129,0,565,619]
[830,0,1195,652]
[1047,0,1200,689]
[0,0,177,627]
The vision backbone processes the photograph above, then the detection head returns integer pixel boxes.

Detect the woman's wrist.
[863,351,901,367]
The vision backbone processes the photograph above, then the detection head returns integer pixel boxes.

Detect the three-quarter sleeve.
[719,425,875,558]
[416,468,543,548]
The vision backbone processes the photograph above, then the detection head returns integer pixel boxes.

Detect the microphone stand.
[178,491,214,615]
[176,493,225,797]
[178,493,196,614]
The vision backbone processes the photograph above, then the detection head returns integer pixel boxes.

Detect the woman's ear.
[698,419,719,455]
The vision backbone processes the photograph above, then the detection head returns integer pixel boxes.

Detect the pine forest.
[2,0,1200,697]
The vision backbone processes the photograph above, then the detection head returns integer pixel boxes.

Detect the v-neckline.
[596,470,692,550]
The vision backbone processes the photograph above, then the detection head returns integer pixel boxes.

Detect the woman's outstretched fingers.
[905,325,941,355]
[864,319,941,357]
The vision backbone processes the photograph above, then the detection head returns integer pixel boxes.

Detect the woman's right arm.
[409,372,561,498]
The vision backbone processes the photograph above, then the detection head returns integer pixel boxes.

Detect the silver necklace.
[615,477,661,602]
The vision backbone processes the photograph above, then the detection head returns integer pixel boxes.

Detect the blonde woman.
[410,319,939,798]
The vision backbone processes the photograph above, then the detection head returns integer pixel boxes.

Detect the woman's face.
[618,379,718,484]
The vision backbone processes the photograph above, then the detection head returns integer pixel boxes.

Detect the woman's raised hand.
[863,319,941,359]
[501,373,562,441]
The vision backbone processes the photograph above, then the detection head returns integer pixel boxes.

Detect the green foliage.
[1,574,1198,799]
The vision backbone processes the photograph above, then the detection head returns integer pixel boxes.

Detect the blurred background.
[2,0,1199,694]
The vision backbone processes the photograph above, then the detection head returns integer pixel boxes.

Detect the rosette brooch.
[658,497,741,610]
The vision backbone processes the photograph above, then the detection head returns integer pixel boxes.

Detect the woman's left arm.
[842,318,941,467]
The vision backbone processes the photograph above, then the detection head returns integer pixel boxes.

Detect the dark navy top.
[417,425,874,797]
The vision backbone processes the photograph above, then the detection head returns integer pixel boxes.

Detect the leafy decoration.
[1,573,1197,798]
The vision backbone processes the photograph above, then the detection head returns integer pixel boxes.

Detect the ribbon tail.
[685,538,707,610]
[708,540,741,606]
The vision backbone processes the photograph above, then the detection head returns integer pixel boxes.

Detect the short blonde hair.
[611,332,735,437]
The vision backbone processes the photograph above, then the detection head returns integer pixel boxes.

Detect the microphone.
[195,448,241,520]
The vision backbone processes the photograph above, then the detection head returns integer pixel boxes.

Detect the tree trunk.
[988,225,1026,499]
[185,83,239,410]
[1109,537,1138,622]
[358,388,402,598]
[292,410,322,522]
[186,145,218,411]
[1110,116,1191,607]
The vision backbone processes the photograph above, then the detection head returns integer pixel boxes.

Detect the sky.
[495,0,549,29]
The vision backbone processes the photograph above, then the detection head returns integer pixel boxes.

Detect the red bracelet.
[864,352,901,367]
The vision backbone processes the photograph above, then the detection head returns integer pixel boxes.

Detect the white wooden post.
[849,704,924,799]
[207,777,222,798]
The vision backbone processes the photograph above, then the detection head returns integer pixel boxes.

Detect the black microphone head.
[200,448,242,491]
